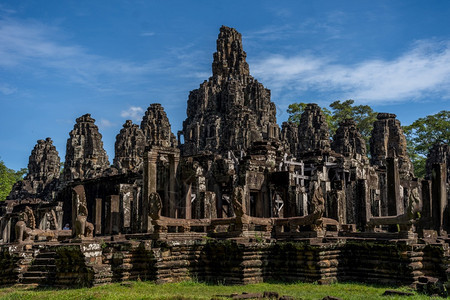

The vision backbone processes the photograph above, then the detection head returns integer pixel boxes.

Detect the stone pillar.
[356,179,370,231]
[386,157,403,216]
[105,195,120,235]
[119,184,133,231]
[184,183,192,219]
[94,198,102,235]
[205,191,217,219]
[421,180,432,222]
[143,149,158,232]
[432,163,447,234]
[131,186,141,233]
[169,154,179,218]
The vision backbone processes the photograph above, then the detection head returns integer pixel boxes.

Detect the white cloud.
[120,106,144,122]
[140,32,155,37]
[0,83,16,95]
[0,17,164,92]
[98,119,115,128]
[252,40,450,104]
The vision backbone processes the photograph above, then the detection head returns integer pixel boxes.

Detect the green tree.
[328,100,377,141]
[403,110,450,178]
[287,102,308,124]
[286,100,377,144]
[0,160,27,201]
[287,102,333,127]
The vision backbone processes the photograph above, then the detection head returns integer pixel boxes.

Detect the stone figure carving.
[74,202,94,239]
[367,187,422,231]
[15,206,35,243]
[310,184,325,218]
[149,192,162,220]
[232,186,245,218]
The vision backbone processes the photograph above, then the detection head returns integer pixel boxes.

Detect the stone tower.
[8,138,60,199]
[140,103,177,148]
[181,26,280,156]
[63,114,110,181]
[297,104,330,156]
[370,113,413,177]
[332,119,367,158]
[426,143,449,183]
[114,120,146,173]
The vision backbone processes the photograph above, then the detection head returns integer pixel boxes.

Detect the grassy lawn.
[0,281,438,300]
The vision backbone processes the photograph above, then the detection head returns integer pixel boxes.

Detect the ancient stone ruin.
[0,26,449,295]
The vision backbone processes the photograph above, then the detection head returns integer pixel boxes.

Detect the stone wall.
[2,237,449,290]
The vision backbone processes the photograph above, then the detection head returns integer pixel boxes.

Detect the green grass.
[0,281,439,300]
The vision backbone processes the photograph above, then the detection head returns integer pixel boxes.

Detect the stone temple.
[0,26,449,294]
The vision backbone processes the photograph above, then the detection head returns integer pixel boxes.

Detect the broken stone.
[382,290,414,296]
[322,296,343,300]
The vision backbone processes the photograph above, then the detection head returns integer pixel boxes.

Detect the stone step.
[27,265,56,272]
[36,252,57,258]
[22,271,49,278]
[33,257,56,265]
[20,276,47,284]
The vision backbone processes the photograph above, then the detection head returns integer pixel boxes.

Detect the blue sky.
[1,1,449,171]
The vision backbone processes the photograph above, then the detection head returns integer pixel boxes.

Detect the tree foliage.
[403,110,450,178]
[0,160,27,201]
[287,100,377,144]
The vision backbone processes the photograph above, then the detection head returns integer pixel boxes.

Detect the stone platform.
[1,235,449,291]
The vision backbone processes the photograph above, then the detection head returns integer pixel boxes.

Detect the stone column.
[94,198,102,235]
[143,149,158,231]
[386,157,403,216]
[184,183,192,219]
[119,184,133,231]
[421,180,432,224]
[105,195,120,235]
[432,163,447,234]
[169,154,179,218]
[356,179,371,231]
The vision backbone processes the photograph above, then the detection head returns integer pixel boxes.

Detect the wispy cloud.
[0,17,166,93]
[0,83,16,95]
[252,40,450,104]
[140,32,155,37]
[120,106,144,122]
[98,119,115,128]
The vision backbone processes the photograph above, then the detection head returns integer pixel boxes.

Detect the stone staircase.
[20,250,56,286]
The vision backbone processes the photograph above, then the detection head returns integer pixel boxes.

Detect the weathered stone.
[281,122,299,156]
[382,289,414,296]
[8,138,60,200]
[181,25,279,156]
[370,113,413,177]
[3,25,450,293]
[298,104,330,156]
[114,120,146,173]
[332,119,366,158]
[63,114,110,181]
[140,104,177,148]
[426,143,449,183]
